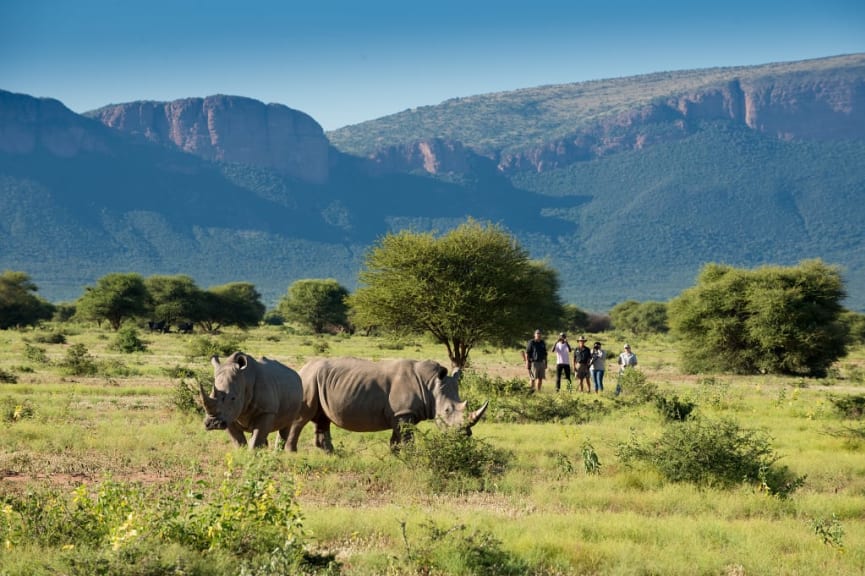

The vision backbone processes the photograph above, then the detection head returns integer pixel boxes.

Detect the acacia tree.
[278,279,350,333]
[75,272,150,330]
[350,220,563,368]
[0,270,55,329]
[144,274,206,327]
[198,282,265,332]
[610,300,668,335]
[668,259,847,377]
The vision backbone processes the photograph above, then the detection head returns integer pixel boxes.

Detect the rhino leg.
[247,414,275,449]
[286,420,307,452]
[277,428,289,451]
[391,415,417,451]
[226,423,247,447]
[313,411,334,453]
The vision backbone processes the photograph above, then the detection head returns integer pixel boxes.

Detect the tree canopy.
[198,282,266,331]
[144,275,205,326]
[75,273,150,330]
[610,300,669,336]
[349,220,563,367]
[278,279,350,333]
[0,270,55,329]
[668,260,847,376]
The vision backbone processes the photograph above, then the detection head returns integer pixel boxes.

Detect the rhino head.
[431,367,489,435]
[199,353,253,431]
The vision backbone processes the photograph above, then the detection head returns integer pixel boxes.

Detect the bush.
[32,331,67,344]
[1,397,34,422]
[828,394,865,419]
[59,343,98,376]
[399,426,511,493]
[173,371,210,415]
[393,520,530,576]
[0,368,17,384]
[184,334,248,360]
[616,416,805,497]
[0,454,317,574]
[110,325,147,353]
[655,395,697,421]
[614,368,657,402]
[23,343,49,364]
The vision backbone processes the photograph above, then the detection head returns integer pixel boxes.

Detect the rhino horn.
[467,400,489,428]
[198,380,216,412]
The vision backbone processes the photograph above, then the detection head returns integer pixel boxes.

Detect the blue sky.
[2,0,864,130]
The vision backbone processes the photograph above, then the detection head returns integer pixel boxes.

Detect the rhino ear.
[237,354,248,370]
[211,355,221,369]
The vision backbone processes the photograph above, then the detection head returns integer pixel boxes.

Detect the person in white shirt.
[616,343,638,396]
[552,333,572,392]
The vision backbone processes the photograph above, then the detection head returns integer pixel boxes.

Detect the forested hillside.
[2,54,864,311]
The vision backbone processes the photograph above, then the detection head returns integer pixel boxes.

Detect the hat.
[559,332,567,338]
[577,336,587,341]
[624,343,631,349]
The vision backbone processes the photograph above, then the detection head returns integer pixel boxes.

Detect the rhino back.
[239,358,302,431]
[305,358,433,432]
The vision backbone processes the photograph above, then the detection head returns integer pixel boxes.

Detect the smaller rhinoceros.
[199,352,302,449]
[286,357,488,452]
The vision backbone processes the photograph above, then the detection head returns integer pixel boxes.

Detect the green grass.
[1,322,864,574]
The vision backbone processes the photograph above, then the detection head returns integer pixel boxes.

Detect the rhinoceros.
[286,357,488,452]
[199,352,303,449]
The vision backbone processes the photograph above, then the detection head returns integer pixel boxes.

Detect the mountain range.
[2,53,864,312]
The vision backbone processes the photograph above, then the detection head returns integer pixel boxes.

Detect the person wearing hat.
[573,336,592,392]
[524,329,548,392]
[616,343,638,396]
[589,341,606,393]
[552,332,572,392]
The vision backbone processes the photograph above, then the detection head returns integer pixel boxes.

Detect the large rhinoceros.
[286,357,488,452]
[199,352,302,449]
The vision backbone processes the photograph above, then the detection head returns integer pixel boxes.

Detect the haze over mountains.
[2,54,864,311]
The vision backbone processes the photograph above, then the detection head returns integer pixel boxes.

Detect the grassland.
[1,324,864,575]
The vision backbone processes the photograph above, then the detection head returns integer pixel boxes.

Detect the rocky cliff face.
[362,67,865,176]
[89,95,330,184]
[498,74,865,173]
[0,90,111,157]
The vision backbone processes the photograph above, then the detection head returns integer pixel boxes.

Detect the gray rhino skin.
[199,352,303,449]
[286,357,488,452]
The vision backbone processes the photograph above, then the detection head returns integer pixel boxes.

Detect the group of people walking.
[524,330,637,394]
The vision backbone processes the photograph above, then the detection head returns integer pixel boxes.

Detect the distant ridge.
[2,54,865,311]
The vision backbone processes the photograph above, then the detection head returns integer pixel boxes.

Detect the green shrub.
[0,454,314,574]
[0,368,17,384]
[110,325,147,353]
[32,331,67,344]
[58,343,98,376]
[393,520,529,576]
[399,426,511,493]
[184,334,248,360]
[22,343,49,364]
[655,394,697,421]
[581,439,602,475]
[616,416,805,497]
[173,371,210,415]
[614,368,657,402]
[828,394,865,419]
[1,397,34,422]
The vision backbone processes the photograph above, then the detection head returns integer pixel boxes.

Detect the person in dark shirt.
[524,329,548,393]
[573,336,592,392]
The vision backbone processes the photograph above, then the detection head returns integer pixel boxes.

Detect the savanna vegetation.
[1,323,863,575]
[2,230,864,574]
